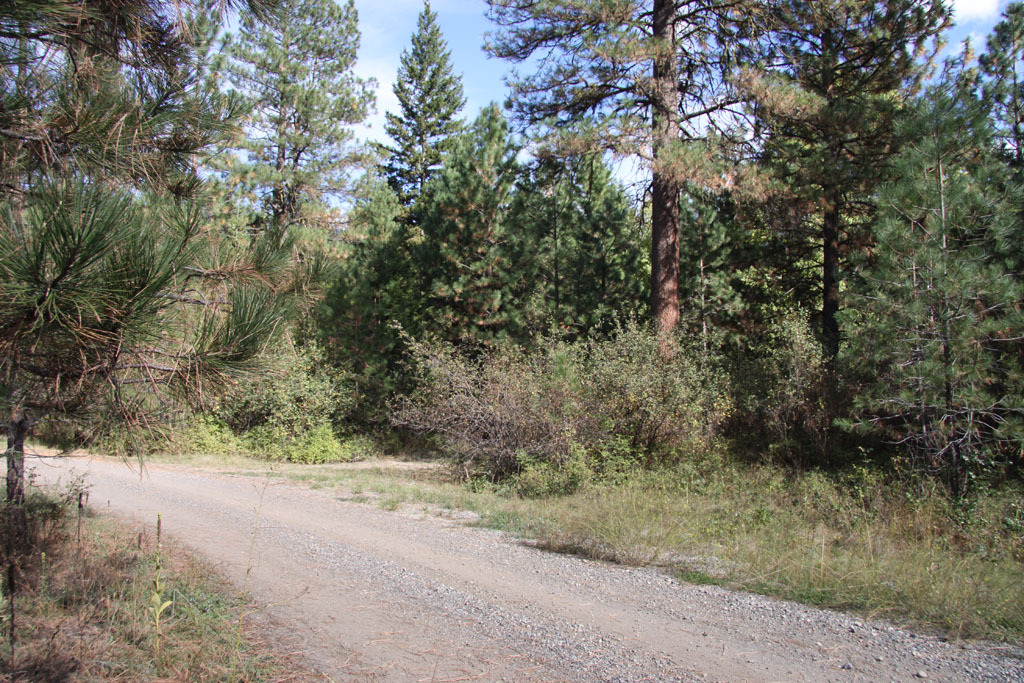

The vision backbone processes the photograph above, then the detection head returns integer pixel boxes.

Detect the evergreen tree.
[219,0,374,231]
[0,0,286,503]
[485,0,759,335]
[513,156,647,337]
[845,67,1024,495]
[416,105,527,347]
[375,1,465,213]
[319,177,422,419]
[746,0,950,366]
[677,190,753,349]
[980,2,1024,174]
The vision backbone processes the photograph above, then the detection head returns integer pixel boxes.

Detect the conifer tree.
[845,67,1024,496]
[219,0,374,231]
[745,0,949,366]
[376,1,466,213]
[980,2,1024,174]
[485,0,759,335]
[0,0,287,502]
[319,177,422,418]
[513,157,647,337]
[416,105,527,347]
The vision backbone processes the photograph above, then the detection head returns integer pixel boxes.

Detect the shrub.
[729,313,831,466]
[249,423,353,464]
[393,323,731,488]
[217,342,352,439]
[177,416,249,456]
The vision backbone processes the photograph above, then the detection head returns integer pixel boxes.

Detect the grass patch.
[510,458,1024,642]
[136,437,1024,643]
[238,449,1023,642]
[1,489,289,680]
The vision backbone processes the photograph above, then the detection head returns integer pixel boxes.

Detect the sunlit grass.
[137,444,1024,642]
[1,498,286,679]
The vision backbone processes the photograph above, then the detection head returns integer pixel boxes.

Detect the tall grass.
[519,456,1024,640]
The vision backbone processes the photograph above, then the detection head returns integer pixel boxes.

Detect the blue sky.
[351,0,503,143]
[352,0,1015,146]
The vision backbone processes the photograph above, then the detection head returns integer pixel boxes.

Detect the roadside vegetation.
[0,482,286,680]
[4,0,1024,664]
[217,449,1023,643]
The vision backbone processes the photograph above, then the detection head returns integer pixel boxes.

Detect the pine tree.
[219,0,374,231]
[0,0,287,503]
[375,1,465,213]
[746,0,950,366]
[319,177,422,419]
[416,105,527,347]
[845,66,1024,495]
[980,2,1024,174]
[485,0,760,335]
[676,190,750,349]
[513,156,647,337]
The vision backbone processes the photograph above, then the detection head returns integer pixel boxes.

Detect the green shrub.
[513,445,594,497]
[393,322,731,487]
[245,423,345,463]
[729,313,831,466]
[217,342,352,443]
[177,416,249,456]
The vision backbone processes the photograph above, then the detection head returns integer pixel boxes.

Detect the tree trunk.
[650,0,681,337]
[822,191,840,367]
[5,416,30,506]
[5,419,28,506]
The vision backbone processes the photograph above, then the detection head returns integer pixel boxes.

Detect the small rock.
[916,671,928,679]
[841,663,853,670]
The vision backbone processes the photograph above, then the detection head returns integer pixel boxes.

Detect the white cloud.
[953,0,1001,22]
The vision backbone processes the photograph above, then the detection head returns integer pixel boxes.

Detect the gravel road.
[27,454,1024,682]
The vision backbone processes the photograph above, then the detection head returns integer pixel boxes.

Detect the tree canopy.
[375,1,465,215]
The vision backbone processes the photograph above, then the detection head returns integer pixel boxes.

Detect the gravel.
[29,454,1024,682]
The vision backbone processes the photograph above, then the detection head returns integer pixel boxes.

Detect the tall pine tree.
[375,1,465,214]
[745,0,949,366]
[980,2,1024,174]
[218,0,374,231]
[319,177,421,418]
[485,0,760,335]
[416,105,527,347]
[513,156,647,337]
[845,66,1024,495]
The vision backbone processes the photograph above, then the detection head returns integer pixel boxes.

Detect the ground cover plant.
[0,481,285,680]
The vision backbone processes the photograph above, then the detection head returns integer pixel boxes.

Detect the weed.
[147,513,173,663]
[0,487,290,680]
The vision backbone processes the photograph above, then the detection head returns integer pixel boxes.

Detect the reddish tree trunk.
[650,0,681,336]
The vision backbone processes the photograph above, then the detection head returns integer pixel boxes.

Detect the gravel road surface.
[27,454,1024,682]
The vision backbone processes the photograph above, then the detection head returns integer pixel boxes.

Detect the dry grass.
[0,493,294,681]
[519,465,1024,641]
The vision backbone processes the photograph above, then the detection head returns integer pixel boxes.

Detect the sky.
[351,0,504,144]
[352,0,1015,147]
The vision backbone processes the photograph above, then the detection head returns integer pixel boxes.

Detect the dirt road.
[27,454,1024,682]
